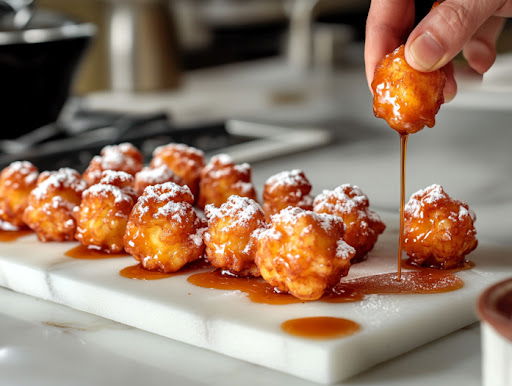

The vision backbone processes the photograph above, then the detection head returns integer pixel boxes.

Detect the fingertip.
[463,39,496,74]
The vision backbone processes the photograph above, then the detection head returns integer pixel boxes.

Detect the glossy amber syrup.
[120,259,210,280]
[281,317,360,339]
[397,133,408,280]
[188,269,463,304]
[65,244,129,259]
[401,258,475,273]
[0,230,32,242]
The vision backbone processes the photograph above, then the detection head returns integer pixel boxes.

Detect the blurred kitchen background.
[1,0,512,238]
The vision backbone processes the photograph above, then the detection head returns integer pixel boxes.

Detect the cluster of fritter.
[0,142,478,300]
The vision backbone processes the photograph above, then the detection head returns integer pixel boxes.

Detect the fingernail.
[464,40,491,74]
[408,32,444,71]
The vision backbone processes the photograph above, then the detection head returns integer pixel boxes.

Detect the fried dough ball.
[76,171,137,253]
[403,184,478,269]
[83,143,143,186]
[124,182,205,272]
[204,195,266,277]
[313,184,385,262]
[255,207,355,301]
[0,161,39,228]
[198,154,257,209]
[150,143,204,197]
[263,169,313,220]
[372,45,446,134]
[134,165,183,196]
[22,168,87,242]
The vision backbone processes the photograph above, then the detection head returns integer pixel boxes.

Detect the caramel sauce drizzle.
[0,230,32,242]
[187,269,463,305]
[65,244,129,259]
[281,317,360,340]
[120,259,210,280]
[397,133,409,280]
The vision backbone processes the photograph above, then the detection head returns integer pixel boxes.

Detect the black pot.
[0,9,94,139]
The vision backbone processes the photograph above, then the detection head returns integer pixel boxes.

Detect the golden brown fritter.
[0,161,39,228]
[198,154,257,209]
[134,165,183,196]
[255,207,355,300]
[150,143,204,197]
[76,171,137,253]
[313,184,385,262]
[204,195,266,277]
[83,143,143,186]
[22,168,87,241]
[372,45,446,134]
[263,169,313,220]
[403,184,478,269]
[124,182,205,272]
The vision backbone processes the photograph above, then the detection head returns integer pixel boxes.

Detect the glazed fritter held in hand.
[372,45,446,134]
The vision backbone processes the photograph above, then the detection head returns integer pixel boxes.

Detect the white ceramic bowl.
[478,278,512,386]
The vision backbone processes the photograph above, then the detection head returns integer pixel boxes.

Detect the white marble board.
[0,214,509,384]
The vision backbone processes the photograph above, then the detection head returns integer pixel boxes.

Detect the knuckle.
[437,2,473,35]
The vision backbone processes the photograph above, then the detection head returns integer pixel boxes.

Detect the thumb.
[404,0,503,71]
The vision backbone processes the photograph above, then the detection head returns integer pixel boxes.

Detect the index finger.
[365,0,415,91]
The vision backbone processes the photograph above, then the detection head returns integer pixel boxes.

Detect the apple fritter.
[314,184,385,262]
[76,171,137,253]
[372,45,446,134]
[124,182,205,272]
[403,184,477,269]
[255,207,355,301]
[198,154,257,209]
[22,168,86,241]
[83,143,143,186]
[134,165,183,196]
[263,169,313,220]
[0,161,39,228]
[204,195,266,277]
[150,143,204,197]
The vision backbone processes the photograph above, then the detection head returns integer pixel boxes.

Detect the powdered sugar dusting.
[336,239,355,260]
[136,165,177,184]
[153,143,204,158]
[313,184,369,215]
[3,161,38,186]
[99,170,133,185]
[265,169,308,193]
[205,195,263,229]
[83,184,133,204]
[32,168,86,199]
[0,220,19,231]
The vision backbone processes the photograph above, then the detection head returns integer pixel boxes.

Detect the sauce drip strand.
[187,269,463,305]
[397,133,408,280]
[65,244,129,259]
[281,317,360,340]
[120,259,210,280]
[0,230,32,242]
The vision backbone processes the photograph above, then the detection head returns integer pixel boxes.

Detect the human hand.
[365,0,512,102]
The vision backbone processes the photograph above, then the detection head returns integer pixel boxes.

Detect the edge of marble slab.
[0,233,509,384]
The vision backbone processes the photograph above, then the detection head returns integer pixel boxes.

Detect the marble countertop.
[3,52,512,385]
